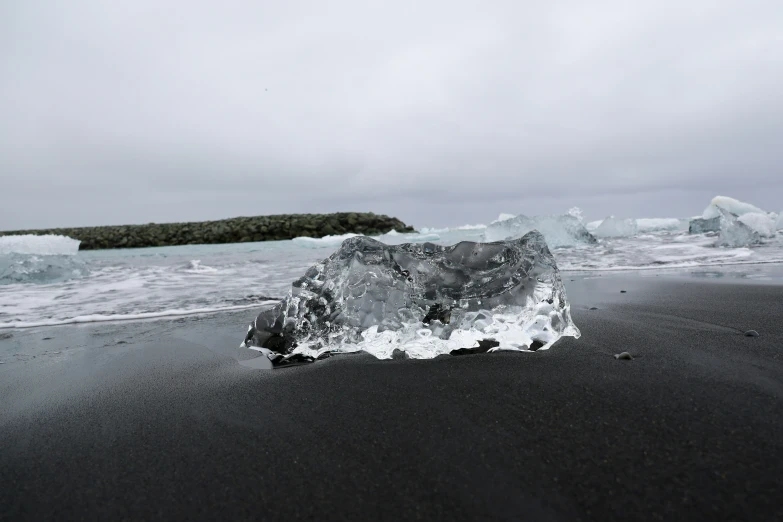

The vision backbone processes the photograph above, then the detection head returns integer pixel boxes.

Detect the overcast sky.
[1,0,782,230]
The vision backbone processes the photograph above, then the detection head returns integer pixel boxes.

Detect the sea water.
[2,225,783,329]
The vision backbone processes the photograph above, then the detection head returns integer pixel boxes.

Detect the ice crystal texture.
[242,231,580,362]
[717,209,761,247]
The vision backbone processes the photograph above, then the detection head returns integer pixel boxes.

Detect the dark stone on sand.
[528,340,546,351]
[745,330,760,337]
[620,290,627,293]
[589,307,598,310]
[0,212,415,250]
[42,337,52,340]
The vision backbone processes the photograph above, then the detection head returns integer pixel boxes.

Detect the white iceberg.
[702,196,766,219]
[483,213,596,247]
[635,218,688,233]
[776,212,783,230]
[593,216,638,238]
[0,234,80,255]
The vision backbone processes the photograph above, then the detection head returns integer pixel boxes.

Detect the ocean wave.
[0,302,279,330]
[0,253,89,285]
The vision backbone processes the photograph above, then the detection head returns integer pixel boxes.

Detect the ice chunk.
[0,234,80,255]
[776,212,783,230]
[688,216,721,234]
[241,232,580,363]
[737,212,777,238]
[585,220,602,232]
[483,214,597,247]
[635,218,688,233]
[292,233,360,248]
[702,196,765,219]
[716,208,760,247]
[593,216,638,238]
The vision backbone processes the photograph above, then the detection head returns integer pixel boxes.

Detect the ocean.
[2,214,783,331]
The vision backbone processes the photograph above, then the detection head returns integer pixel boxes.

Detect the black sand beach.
[1,276,781,521]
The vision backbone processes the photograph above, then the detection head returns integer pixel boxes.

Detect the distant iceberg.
[483,213,597,247]
[0,234,85,284]
[691,196,777,240]
[0,234,80,255]
[593,216,638,238]
[635,218,688,233]
[777,212,783,230]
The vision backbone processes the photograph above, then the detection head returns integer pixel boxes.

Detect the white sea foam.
[0,303,278,330]
[292,233,360,247]
[0,234,80,255]
[635,218,688,232]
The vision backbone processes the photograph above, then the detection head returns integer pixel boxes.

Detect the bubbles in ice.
[241,231,580,362]
[483,213,596,248]
[593,216,638,238]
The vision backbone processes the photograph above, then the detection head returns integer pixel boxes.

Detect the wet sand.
[1,276,781,521]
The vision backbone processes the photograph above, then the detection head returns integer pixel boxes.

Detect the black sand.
[1,276,781,521]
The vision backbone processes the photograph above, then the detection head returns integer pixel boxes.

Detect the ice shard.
[483,214,596,247]
[688,216,721,234]
[241,231,580,365]
[716,209,761,248]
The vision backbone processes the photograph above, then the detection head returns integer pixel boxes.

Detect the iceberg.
[635,218,688,233]
[737,213,777,238]
[702,196,766,219]
[593,216,638,238]
[0,234,80,255]
[716,209,760,248]
[688,216,721,234]
[776,212,783,230]
[483,214,597,247]
[241,232,580,365]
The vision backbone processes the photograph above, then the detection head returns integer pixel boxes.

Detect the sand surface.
[1,275,781,521]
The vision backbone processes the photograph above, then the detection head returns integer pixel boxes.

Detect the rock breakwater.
[0,213,415,250]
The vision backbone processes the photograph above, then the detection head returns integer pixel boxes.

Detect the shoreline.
[1,275,782,521]
[0,212,415,250]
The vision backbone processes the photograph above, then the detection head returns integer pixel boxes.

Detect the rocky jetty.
[0,213,415,250]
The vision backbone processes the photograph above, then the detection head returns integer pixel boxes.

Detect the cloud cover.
[1,0,782,229]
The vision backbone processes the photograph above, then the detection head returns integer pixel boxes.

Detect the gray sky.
[2,0,782,230]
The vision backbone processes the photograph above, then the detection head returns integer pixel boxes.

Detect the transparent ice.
[483,214,596,247]
[241,231,581,362]
[717,209,761,248]
[689,217,721,234]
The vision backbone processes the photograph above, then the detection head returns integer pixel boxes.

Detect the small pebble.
[614,352,633,360]
[589,307,598,310]
[620,290,627,294]
[744,330,760,337]
[42,337,53,341]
